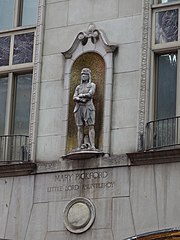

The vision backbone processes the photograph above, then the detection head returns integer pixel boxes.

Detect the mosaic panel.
[0,36,10,66]
[155,9,178,44]
[13,32,34,64]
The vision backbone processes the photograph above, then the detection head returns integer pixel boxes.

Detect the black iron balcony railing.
[0,135,29,162]
[146,116,180,150]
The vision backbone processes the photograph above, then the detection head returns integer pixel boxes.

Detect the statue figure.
[73,68,96,150]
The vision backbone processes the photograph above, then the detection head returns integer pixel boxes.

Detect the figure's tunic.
[73,82,96,126]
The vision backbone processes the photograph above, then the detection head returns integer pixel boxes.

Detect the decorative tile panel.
[13,32,34,64]
[155,9,178,44]
[0,36,10,66]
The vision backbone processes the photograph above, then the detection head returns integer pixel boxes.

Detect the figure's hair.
[81,68,91,83]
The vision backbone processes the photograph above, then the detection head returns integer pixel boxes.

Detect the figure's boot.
[89,125,96,150]
[77,126,84,150]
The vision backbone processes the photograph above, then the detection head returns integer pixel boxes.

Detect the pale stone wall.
[1,162,180,239]
[36,0,143,161]
[2,1,180,240]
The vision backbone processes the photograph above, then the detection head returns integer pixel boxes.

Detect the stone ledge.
[36,154,130,173]
[0,162,37,177]
[127,148,180,165]
[62,150,104,160]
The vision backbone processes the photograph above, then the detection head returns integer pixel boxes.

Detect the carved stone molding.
[0,162,36,177]
[36,154,129,173]
[29,0,45,161]
[62,23,117,59]
[138,0,152,151]
[128,148,180,165]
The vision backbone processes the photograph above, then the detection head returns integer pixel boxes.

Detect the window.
[155,9,178,44]
[0,31,34,68]
[155,0,179,4]
[152,53,177,148]
[156,53,177,120]
[0,0,38,31]
[0,0,38,162]
[12,74,32,136]
[146,1,180,150]
[0,74,32,161]
[0,77,8,135]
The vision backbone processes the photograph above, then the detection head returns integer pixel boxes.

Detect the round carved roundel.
[63,197,96,234]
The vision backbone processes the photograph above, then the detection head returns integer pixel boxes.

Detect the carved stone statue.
[73,68,96,150]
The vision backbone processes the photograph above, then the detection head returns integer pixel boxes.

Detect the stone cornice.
[127,148,180,165]
[0,162,36,177]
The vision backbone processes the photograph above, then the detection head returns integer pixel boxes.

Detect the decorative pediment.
[62,23,117,59]
[61,24,118,158]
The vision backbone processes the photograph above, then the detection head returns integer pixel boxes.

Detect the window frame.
[155,52,177,118]
[150,2,180,121]
[0,0,44,172]
[0,0,38,33]
[0,26,35,136]
[0,0,39,164]
[0,71,33,136]
[0,27,35,72]
[145,1,180,150]
[152,4,180,51]
[153,0,180,6]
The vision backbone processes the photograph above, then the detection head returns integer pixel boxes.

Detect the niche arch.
[66,52,105,152]
[62,24,117,156]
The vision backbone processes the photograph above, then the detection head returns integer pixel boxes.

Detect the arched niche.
[61,24,117,156]
[66,52,105,152]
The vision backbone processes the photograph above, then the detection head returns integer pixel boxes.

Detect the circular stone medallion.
[64,197,96,233]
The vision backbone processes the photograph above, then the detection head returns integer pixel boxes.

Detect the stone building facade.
[0,0,180,239]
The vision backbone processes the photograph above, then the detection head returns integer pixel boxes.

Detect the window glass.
[13,74,32,135]
[158,0,179,3]
[156,53,177,119]
[13,32,34,64]
[155,9,178,44]
[21,0,38,26]
[0,77,8,135]
[0,0,15,31]
[0,36,11,67]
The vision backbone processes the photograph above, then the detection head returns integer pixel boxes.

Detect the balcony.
[0,135,29,162]
[0,135,36,177]
[146,116,180,150]
[127,116,180,165]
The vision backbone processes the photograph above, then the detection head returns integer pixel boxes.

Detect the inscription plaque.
[34,167,129,203]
